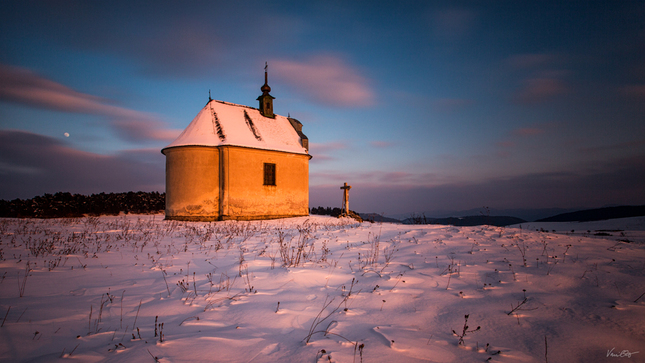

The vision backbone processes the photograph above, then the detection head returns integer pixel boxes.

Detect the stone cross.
[340,182,352,215]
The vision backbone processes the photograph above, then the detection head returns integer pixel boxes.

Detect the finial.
[209,89,212,101]
[261,62,271,94]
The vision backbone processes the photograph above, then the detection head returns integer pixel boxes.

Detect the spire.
[257,62,275,118]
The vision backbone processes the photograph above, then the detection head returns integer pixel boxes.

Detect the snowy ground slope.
[0,215,643,363]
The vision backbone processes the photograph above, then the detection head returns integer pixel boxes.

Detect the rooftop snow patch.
[163,100,308,155]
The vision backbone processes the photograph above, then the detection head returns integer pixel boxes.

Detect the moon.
[64,132,70,137]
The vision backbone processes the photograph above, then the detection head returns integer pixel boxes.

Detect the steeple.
[257,62,275,118]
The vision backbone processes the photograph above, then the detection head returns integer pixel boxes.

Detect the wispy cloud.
[507,53,570,104]
[309,141,349,162]
[271,55,375,107]
[0,64,180,143]
[0,130,164,199]
[514,77,569,104]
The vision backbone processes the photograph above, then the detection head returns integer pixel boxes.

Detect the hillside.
[537,205,645,222]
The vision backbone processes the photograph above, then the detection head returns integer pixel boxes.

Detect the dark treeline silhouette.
[310,206,343,217]
[0,191,165,218]
[310,206,364,222]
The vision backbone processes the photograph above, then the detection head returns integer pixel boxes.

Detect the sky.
[1,0,644,219]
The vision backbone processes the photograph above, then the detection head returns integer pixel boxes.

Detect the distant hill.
[536,205,645,222]
[388,207,577,222]
[358,213,402,224]
[402,215,526,227]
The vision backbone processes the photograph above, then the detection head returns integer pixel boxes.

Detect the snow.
[1,215,644,362]
[162,100,308,155]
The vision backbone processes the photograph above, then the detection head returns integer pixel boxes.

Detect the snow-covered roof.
[162,100,308,155]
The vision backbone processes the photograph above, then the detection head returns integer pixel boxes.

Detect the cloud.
[308,141,349,163]
[505,53,570,104]
[0,64,180,143]
[110,119,182,143]
[0,130,164,200]
[514,77,569,104]
[271,55,375,107]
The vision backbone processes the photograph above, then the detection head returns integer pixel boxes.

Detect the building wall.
[221,146,310,220]
[163,145,309,221]
[163,146,220,221]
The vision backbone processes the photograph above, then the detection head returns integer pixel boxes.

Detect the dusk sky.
[1,1,644,219]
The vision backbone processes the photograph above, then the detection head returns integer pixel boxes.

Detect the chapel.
[161,69,311,221]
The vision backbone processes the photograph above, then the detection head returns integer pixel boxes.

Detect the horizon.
[1,1,644,216]
[3,190,644,222]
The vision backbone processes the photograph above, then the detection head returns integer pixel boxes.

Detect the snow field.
[0,215,644,362]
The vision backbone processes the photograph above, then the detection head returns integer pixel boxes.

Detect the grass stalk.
[1,306,10,327]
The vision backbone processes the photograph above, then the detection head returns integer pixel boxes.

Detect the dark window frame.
[263,163,276,186]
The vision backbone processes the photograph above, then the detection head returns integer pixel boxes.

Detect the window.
[263,163,276,186]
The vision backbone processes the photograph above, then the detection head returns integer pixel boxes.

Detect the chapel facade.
[161,70,310,221]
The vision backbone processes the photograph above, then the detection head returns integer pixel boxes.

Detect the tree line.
[309,206,344,217]
[0,191,165,218]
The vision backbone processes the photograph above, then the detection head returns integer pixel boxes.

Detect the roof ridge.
[211,99,261,113]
